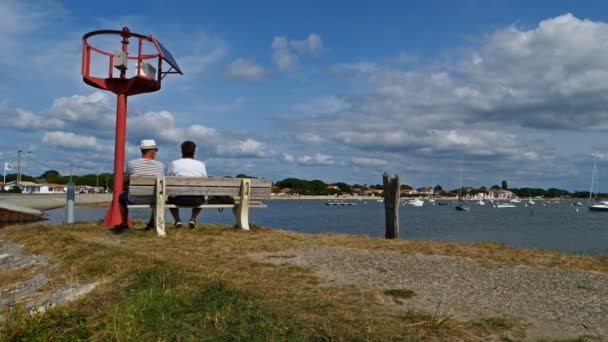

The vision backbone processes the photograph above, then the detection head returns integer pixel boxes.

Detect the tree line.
[4,172,604,198]
[274,177,604,198]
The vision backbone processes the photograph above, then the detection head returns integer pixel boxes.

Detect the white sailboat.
[408,198,424,207]
[588,158,608,212]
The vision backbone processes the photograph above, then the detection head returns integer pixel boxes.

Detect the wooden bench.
[127,176,272,236]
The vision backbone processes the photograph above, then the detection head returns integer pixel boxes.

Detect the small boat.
[476,199,485,206]
[455,201,469,211]
[510,198,522,203]
[408,198,424,207]
[437,202,449,206]
[326,201,357,206]
[589,201,608,211]
[496,202,516,208]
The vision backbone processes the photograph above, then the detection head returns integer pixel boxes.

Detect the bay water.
[42,199,608,255]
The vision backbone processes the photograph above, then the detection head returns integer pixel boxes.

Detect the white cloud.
[43,131,100,150]
[272,36,298,71]
[294,96,351,115]
[297,153,335,166]
[173,32,228,76]
[295,133,325,145]
[225,58,266,80]
[351,157,388,167]
[282,153,295,162]
[217,138,272,158]
[271,33,326,71]
[289,33,325,56]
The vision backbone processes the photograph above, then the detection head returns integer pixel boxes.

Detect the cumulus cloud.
[272,36,298,71]
[271,33,325,71]
[216,138,272,158]
[297,153,335,166]
[285,13,608,174]
[288,33,325,56]
[351,157,388,167]
[43,131,100,150]
[225,58,266,80]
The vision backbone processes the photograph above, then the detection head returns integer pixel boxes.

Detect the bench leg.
[233,178,251,230]
[155,177,166,237]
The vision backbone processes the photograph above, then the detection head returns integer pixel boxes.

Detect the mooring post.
[66,182,75,224]
[383,173,400,239]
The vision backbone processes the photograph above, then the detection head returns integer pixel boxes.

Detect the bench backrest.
[128,176,272,198]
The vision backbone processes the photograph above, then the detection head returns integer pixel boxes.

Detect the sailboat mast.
[589,159,597,204]
[458,156,463,200]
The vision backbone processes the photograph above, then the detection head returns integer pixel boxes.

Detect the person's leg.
[189,208,202,228]
[169,208,182,227]
[118,192,129,226]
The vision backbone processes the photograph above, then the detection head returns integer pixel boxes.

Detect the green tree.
[501,180,508,190]
[433,185,443,191]
[400,184,413,190]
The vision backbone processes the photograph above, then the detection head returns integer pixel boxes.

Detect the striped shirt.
[126,158,165,204]
[127,158,165,177]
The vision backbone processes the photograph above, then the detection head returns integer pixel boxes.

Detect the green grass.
[1,306,92,341]
[108,266,308,341]
[1,266,315,341]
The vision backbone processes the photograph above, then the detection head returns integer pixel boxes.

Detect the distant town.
[0,170,603,199]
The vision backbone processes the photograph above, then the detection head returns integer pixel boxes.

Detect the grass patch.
[384,288,416,299]
[0,306,92,341]
[108,266,307,341]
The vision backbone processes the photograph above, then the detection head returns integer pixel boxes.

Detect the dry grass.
[2,222,594,340]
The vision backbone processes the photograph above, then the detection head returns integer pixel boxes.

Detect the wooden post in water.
[383,173,400,239]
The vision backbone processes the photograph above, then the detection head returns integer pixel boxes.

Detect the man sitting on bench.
[167,140,207,228]
[115,139,165,231]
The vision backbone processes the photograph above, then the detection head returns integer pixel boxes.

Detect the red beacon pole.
[81,27,183,227]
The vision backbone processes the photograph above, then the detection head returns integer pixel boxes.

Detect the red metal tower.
[81,27,183,227]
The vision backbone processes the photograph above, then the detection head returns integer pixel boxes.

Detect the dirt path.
[254,246,608,340]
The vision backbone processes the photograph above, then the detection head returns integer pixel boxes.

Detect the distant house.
[370,189,384,195]
[417,187,434,195]
[3,181,70,194]
[3,181,42,193]
[400,189,417,195]
[487,189,515,199]
[326,185,340,190]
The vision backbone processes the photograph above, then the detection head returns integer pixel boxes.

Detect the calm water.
[43,199,608,255]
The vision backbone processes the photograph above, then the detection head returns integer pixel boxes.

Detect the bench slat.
[165,187,269,197]
[130,176,271,187]
[165,177,271,187]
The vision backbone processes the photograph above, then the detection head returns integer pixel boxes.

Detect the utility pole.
[16,149,22,185]
[69,161,74,183]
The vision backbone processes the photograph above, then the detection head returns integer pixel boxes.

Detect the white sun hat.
[139,139,158,150]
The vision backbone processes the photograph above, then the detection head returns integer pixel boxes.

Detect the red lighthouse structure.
[81,27,183,227]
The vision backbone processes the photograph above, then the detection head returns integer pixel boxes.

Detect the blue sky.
[3,0,608,191]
